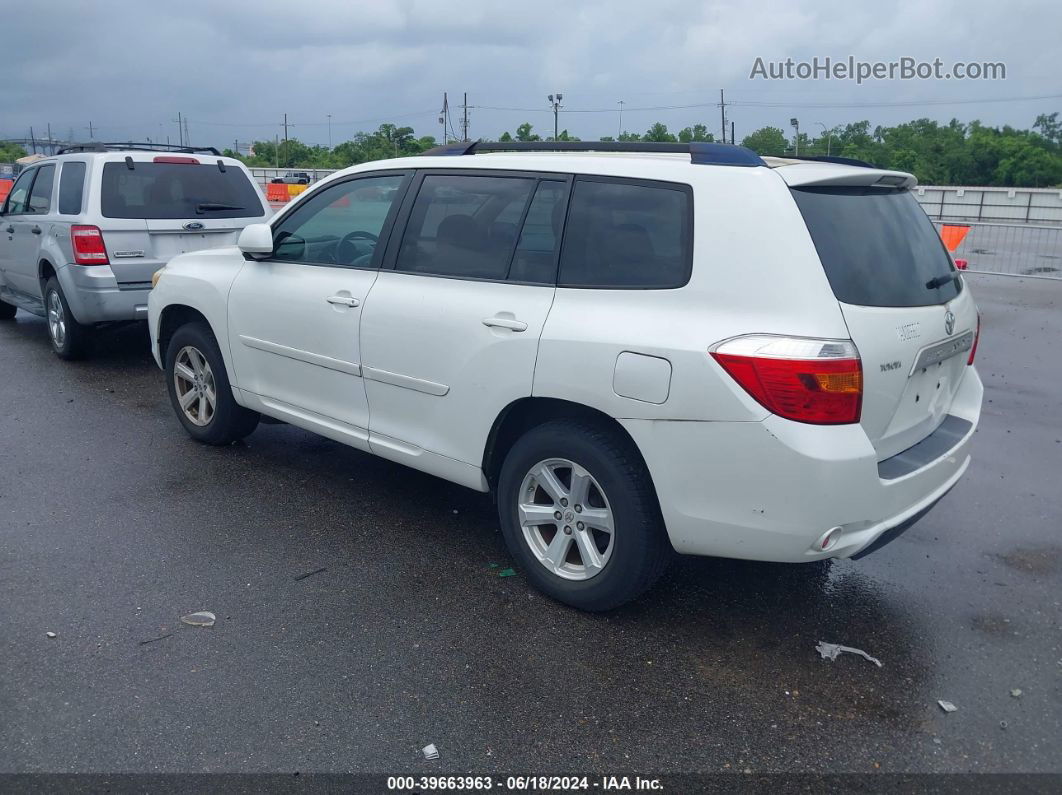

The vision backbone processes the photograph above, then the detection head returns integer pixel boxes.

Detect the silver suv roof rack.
[56,142,222,156]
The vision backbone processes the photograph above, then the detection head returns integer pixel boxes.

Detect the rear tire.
[44,277,92,360]
[0,300,15,320]
[497,419,671,611]
[164,321,259,445]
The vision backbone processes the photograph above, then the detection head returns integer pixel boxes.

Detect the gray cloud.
[5,0,1060,148]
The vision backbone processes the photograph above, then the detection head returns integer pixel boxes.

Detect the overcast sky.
[5,0,1060,149]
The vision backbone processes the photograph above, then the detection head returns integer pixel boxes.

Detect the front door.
[227,171,411,445]
[0,166,47,299]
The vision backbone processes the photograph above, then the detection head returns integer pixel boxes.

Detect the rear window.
[792,186,960,307]
[558,177,692,289]
[100,162,265,220]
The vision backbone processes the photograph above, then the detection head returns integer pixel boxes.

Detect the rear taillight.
[70,225,109,265]
[711,335,862,425]
[968,314,981,365]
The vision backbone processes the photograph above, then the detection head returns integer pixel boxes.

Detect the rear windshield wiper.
[195,202,244,213]
[926,272,960,290]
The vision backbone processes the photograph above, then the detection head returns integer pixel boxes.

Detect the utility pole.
[183,117,190,147]
[790,117,800,156]
[86,121,95,140]
[461,92,469,142]
[175,112,183,147]
[617,100,624,139]
[719,89,727,144]
[327,114,332,149]
[29,127,37,154]
[731,121,735,148]
[282,113,290,166]
[439,93,449,144]
[46,123,52,153]
[548,93,563,141]
[234,139,239,156]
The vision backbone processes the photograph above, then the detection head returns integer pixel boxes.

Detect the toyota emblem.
[944,310,956,336]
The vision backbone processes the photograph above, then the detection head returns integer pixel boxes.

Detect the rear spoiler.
[767,161,916,190]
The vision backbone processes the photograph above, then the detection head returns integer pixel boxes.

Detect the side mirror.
[238,223,274,255]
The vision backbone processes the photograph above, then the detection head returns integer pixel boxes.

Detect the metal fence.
[934,221,1062,279]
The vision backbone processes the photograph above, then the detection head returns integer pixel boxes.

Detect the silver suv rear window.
[100,162,265,220]
[792,186,960,307]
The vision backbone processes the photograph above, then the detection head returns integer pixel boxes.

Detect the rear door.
[790,181,977,460]
[98,158,268,287]
[360,171,567,470]
[5,164,54,296]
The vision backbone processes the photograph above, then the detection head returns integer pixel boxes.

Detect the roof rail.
[768,153,876,168]
[56,142,223,156]
[422,140,766,167]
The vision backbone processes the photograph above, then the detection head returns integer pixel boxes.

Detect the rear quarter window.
[792,186,960,307]
[100,162,265,220]
[58,162,87,215]
[558,176,692,289]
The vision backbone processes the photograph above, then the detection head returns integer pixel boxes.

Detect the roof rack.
[767,153,875,168]
[56,142,222,156]
[422,140,766,167]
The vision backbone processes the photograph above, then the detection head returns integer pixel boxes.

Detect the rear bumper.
[621,365,983,563]
[57,263,150,324]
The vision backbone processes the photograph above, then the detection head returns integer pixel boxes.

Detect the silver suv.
[0,143,269,359]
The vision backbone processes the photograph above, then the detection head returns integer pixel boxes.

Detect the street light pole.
[548,93,563,140]
[617,100,624,139]
[327,114,332,149]
[815,122,831,156]
[790,117,800,157]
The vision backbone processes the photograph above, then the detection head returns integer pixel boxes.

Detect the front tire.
[44,277,92,359]
[497,419,671,611]
[164,321,259,445]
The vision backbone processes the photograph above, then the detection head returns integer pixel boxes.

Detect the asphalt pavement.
[0,273,1059,775]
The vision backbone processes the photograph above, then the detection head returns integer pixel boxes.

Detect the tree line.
[4,112,1059,187]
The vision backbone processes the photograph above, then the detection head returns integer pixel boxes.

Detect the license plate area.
[909,331,974,375]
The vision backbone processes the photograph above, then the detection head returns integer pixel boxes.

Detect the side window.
[396,174,536,281]
[58,162,88,215]
[272,174,407,266]
[26,165,56,215]
[558,177,693,289]
[3,168,37,215]
[509,180,568,284]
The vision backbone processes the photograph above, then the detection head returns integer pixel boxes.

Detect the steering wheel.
[335,230,379,266]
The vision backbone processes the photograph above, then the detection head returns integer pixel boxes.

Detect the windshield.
[101,162,265,220]
[792,185,961,307]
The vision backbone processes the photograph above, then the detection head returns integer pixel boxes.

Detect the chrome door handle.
[30,226,42,235]
[326,295,359,307]
[482,316,528,332]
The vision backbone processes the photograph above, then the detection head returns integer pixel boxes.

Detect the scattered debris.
[180,611,216,628]
[815,641,883,668]
[422,743,440,761]
[1000,720,1009,730]
[937,700,958,713]
[487,562,500,569]
[139,633,174,646]
[294,567,327,582]
[45,631,57,639]
[498,568,517,578]
[1010,688,1023,698]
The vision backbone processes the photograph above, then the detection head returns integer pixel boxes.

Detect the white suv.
[148,141,983,611]
[0,143,269,358]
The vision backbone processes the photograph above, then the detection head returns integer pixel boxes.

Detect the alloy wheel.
[518,458,615,581]
[173,346,217,427]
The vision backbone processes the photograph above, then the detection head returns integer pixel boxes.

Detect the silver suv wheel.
[173,345,216,426]
[518,458,615,581]
[47,291,66,348]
